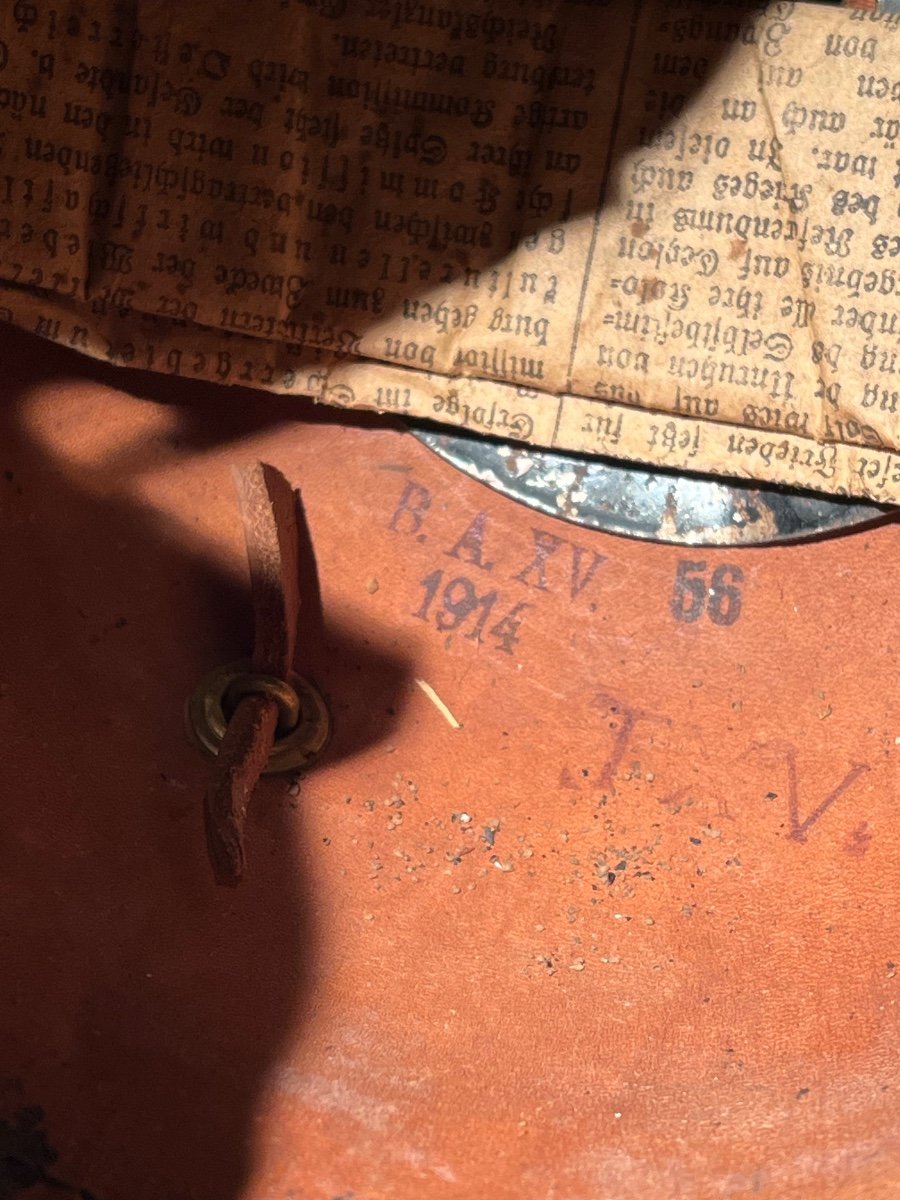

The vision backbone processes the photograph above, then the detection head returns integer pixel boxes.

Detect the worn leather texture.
[204,463,303,886]
[1,320,898,1199]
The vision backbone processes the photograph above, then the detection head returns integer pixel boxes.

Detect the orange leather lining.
[1,322,899,1199]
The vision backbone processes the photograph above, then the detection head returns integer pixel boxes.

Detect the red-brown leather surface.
[204,463,303,886]
[205,692,280,888]
[1,322,898,1199]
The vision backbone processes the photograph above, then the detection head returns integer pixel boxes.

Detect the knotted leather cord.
[205,462,301,886]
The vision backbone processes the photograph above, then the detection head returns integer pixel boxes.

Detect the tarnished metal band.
[186,660,330,775]
[414,428,890,547]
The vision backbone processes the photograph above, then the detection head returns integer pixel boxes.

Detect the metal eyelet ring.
[223,673,301,735]
[186,660,330,775]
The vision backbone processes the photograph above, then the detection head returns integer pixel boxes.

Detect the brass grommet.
[186,660,330,774]
[223,673,301,735]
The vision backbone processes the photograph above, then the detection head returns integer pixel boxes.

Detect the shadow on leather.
[0,325,410,1200]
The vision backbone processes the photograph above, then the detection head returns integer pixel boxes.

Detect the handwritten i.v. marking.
[750,741,870,843]
[591,690,672,795]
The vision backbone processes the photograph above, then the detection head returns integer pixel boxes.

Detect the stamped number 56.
[671,561,744,626]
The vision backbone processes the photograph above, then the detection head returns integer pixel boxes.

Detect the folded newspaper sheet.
[1,1,899,502]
